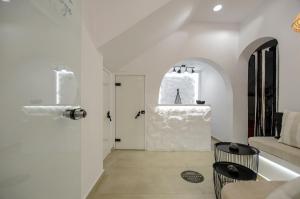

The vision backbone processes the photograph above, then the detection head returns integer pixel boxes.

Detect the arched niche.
[157,57,234,142]
[158,58,233,104]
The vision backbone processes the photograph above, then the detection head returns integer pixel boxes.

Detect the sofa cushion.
[222,181,284,199]
[249,137,300,167]
[266,177,300,199]
[279,112,300,149]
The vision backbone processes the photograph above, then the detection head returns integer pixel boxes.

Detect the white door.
[103,70,113,158]
[0,1,82,199]
[115,75,145,149]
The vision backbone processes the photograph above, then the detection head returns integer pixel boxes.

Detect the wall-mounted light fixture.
[292,13,300,32]
[172,65,195,74]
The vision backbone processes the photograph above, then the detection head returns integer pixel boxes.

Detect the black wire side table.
[213,162,257,199]
[214,142,260,173]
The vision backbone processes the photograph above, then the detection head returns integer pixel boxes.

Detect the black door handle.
[106,111,112,122]
[135,111,141,119]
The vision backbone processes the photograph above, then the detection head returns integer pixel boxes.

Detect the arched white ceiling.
[84,0,172,47]
[99,0,196,71]
[84,0,265,71]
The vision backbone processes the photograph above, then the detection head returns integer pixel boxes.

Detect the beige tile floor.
[88,149,216,199]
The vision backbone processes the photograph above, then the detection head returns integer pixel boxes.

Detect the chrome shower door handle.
[63,108,87,120]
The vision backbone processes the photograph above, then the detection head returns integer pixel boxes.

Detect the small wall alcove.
[158,65,200,105]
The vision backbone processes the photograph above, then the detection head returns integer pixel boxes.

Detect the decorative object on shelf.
[196,100,205,104]
[292,13,300,32]
[229,143,239,152]
[227,164,239,176]
[214,142,260,173]
[174,89,182,104]
[213,162,257,199]
[172,65,195,73]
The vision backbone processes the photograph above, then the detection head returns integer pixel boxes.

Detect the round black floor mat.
[181,170,204,183]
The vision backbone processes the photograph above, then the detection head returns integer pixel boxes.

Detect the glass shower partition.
[0,0,82,198]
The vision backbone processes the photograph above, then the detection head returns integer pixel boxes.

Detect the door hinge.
[115,82,121,86]
[115,138,121,142]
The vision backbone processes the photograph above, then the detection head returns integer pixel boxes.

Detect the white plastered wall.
[233,0,300,143]
[103,67,115,158]
[81,26,103,199]
[201,65,232,141]
[117,22,237,143]
[84,0,172,47]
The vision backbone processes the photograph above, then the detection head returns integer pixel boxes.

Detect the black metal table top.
[215,142,259,155]
[213,162,257,181]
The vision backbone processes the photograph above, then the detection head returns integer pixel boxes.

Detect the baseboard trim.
[84,169,104,199]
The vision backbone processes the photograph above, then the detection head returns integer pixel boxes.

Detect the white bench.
[249,137,300,168]
[221,180,284,199]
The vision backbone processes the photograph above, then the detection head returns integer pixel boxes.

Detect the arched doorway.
[234,37,278,143]
[248,39,279,138]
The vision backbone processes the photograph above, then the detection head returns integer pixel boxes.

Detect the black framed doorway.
[248,39,279,137]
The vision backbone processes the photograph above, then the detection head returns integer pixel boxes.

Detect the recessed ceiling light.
[213,4,223,12]
[2,0,11,2]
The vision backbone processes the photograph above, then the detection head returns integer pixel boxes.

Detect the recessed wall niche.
[158,65,201,105]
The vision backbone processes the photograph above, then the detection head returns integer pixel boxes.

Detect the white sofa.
[222,111,300,199]
[222,180,284,199]
[249,136,300,167]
